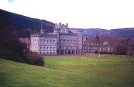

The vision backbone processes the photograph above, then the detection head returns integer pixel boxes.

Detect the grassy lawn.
[0,54,134,87]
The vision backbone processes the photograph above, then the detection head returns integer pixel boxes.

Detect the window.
[50,47,52,51]
[71,40,73,43]
[64,46,66,49]
[63,39,66,42]
[74,40,76,43]
[53,40,55,43]
[59,46,61,49]
[53,47,56,50]
[47,47,49,50]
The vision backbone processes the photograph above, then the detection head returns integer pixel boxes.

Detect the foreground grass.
[0,54,134,87]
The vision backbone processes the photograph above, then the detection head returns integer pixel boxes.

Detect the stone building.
[30,23,84,55]
[82,36,113,53]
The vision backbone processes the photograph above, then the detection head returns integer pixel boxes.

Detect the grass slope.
[0,55,134,87]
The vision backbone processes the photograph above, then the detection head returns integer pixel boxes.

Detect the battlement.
[55,23,68,29]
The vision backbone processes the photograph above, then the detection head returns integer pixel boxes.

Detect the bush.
[0,50,20,62]
[94,51,113,54]
[26,51,44,66]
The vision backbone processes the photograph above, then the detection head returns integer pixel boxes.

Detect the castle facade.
[30,23,84,55]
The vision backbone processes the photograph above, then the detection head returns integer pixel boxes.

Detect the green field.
[0,54,134,87]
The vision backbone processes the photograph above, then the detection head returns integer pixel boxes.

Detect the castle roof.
[30,33,57,38]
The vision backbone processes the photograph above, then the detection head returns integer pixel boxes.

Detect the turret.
[40,21,45,34]
[77,30,83,49]
[66,23,68,27]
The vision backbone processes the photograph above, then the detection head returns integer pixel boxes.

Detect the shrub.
[94,51,113,54]
[0,50,20,62]
[26,51,44,66]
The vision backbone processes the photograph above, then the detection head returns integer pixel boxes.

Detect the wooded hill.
[0,9,55,39]
[1,9,134,39]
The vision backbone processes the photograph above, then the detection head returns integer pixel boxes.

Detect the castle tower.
[83,36,87,44]
[77,30,83,49]
[54,23,59,33]
[40,21,45,34]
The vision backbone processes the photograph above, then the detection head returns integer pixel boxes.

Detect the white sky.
[0,0,134,29]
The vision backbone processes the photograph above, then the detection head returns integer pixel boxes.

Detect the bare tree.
[109,36,122,55]
[126,39,134,61]
[96,35,101,58]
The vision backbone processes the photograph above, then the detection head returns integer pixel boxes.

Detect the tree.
[109,36,122,54]
[126,39,134,61]
[96,35,100,58]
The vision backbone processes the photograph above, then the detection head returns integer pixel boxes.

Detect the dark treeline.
[0,9,55,38]
[0,36,44,66]
[0,9,54,66]
[110,28,134,39]
[116,38,134,56]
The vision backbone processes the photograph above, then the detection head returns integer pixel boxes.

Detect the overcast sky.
[0,0,134,29]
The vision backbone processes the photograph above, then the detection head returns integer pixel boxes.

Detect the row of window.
[32,39,56,43]
[40,46,56,50]
[31,46,56,50]
[39,51,56,54]
[83,46,113,50]
[84,48,113,52]
[83,47,98,49]
[59,46,77,49]
[32,39,80,44]
[59,39,77,43]
[60,36,77,39]
[84,50,95,52]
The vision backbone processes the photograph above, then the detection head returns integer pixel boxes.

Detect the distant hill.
[1,9,134,39]
[0,9,55,38]
[69,28,134,39]
[110,28,134,39]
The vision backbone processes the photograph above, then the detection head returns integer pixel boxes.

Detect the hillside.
[1,9,134,39]
[110,28,134,39]
[0,9,55,38]
[69,28,134,39]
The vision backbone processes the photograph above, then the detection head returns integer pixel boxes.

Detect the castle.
[30,23,84,55]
